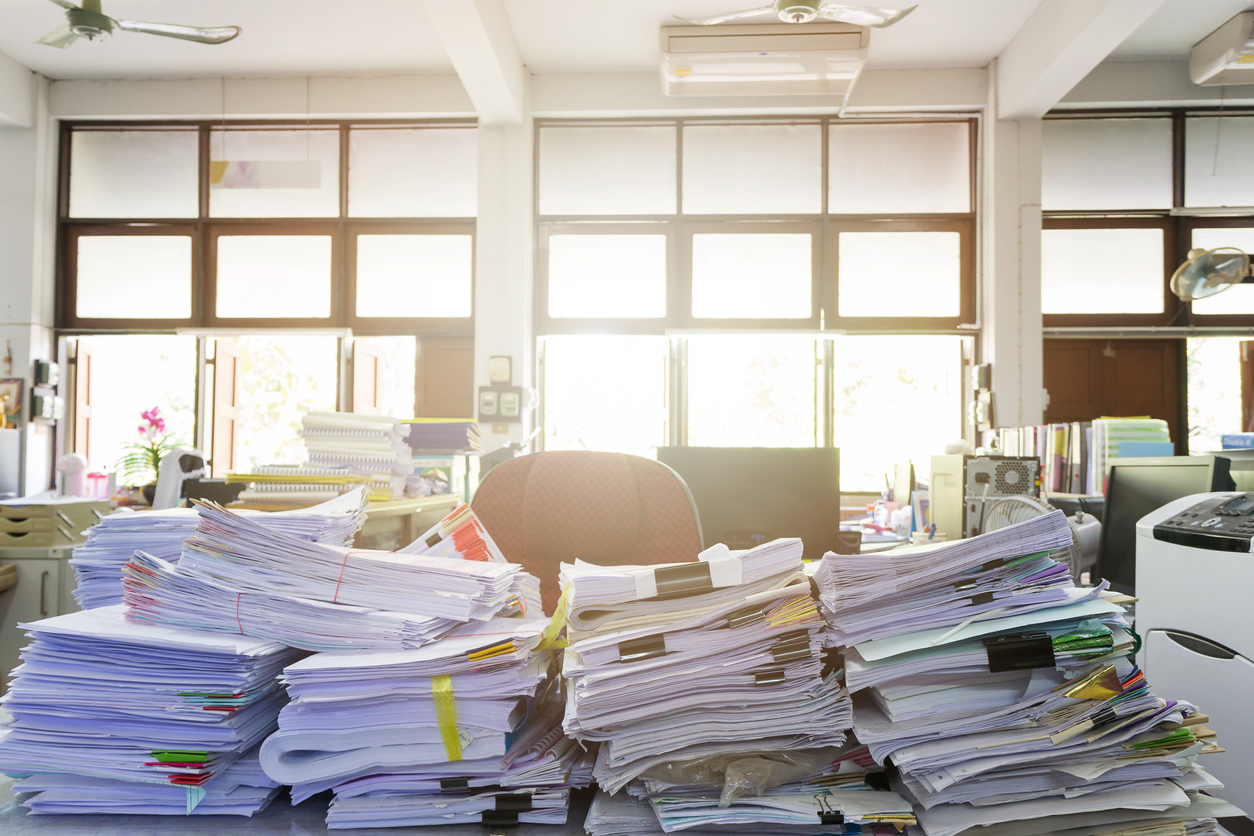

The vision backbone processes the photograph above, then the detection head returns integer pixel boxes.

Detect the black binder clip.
[495,794,533,812]
[968,591,996,607]
[653,562,714,599]
[618,635,666,663]
[425,531,443,548]
[770,631,812,664]
[984,632,1055,673]
[817,796,844,826]
[483,810,519,827]
[439,777,469,790]
[726,604,765,629]
[755,669,786,686]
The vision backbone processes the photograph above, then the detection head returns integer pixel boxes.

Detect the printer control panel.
[1153,493,1254,552]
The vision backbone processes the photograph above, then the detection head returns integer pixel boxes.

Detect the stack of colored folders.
[0,606,303,816]
[260,617,592,828]
[561,539,908,833]
[404,418,482,453]
[123,499,535,652]
[812,511,1240,836]
[71,487,368,610]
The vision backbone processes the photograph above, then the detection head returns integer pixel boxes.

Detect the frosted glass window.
[76,236,192,319]
[548,235,667,318]
[69,130,198,218]
[216,236,332,318]
[1041,228,1164,314]
[1042,119,1173,211]
[687,335,818,447]
[829,122,970,214]
[349,128,477,217]
[355,235,473,318]
[1191,227,1254,315]
[838,232,961,317]
[1187,117,1254,208]
[691,234,811,319]
[209,129,340,217]
[539,126,676,215]
[683,125,821,214]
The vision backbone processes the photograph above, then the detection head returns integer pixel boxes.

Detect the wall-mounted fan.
[37,0,240,49]
[676,0,916,26]
[1170,246,1251,302]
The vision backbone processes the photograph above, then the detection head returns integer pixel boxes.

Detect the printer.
[1137,491,1254,817]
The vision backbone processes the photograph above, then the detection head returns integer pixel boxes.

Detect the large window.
[61,122,478,479]
[60,123,477,334]
[535,117,976,489]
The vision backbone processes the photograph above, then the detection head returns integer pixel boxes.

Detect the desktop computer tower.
[930,454,1042,540]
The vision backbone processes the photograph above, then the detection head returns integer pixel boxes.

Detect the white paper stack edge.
[812,511,1241,836]
[0,606,303,817]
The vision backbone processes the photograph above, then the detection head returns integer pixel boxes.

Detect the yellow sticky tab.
[467,641,516,663]
[431,674,462,762]
[538,586,572,651]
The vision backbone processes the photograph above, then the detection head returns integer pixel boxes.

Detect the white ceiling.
[1111,0,1254,61]
[506,0,1042,72]
[0,0,1245,82]
[0,0,453,79]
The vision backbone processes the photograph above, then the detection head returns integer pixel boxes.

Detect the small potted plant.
[118,407,182,504]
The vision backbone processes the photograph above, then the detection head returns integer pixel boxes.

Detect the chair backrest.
[471,451,704,613]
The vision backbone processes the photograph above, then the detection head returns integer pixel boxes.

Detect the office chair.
[471,450,704,614]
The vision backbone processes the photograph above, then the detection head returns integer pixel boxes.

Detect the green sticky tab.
[186,785,207,814]
[152,751,208,763]
[1130,728,1193,750]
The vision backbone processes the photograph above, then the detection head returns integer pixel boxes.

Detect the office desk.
[0,787,595,835]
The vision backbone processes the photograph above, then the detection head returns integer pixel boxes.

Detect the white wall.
[0,75,58,492]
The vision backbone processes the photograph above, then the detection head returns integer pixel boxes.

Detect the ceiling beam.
[996,0,1169,120]
[420,0,526,125]
[0,48,34,128]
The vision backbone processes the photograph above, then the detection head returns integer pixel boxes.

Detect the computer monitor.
[656,446,840,561]
[1096,455,1234,594]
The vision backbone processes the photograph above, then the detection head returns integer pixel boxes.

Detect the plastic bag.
[639,748,843,807]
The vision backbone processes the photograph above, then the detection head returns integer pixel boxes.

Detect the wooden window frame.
[206,223,341,329]
[61,224,199,330]
[535,222,678,335]
[1179,217,1254,328]
[683,220,823,330]
[346,223,477,336]
[1040,216,1180,328]
[56,120,478,334]
[826,218,975,332]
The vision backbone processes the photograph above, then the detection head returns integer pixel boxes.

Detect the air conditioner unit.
[1190,11,1254,86]
[660,23,869,99]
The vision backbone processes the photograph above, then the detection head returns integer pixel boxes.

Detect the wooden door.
[1044,339,1183,448]
[71,340,92,461]
[212,341,242,476]
[416,338,474,418]
[352,341,382,415]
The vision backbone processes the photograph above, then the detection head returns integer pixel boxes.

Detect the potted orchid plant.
[118,407,182,499]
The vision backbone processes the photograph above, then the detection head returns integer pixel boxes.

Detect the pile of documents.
[260,617,591,827]
[0,606,302,816]
[404,418,482,453]
[227,464,374,505]
[301,411,415,500]
[123,500,534,652]
[562,539,891,832]
[71,488,368,609]
[814,511,1238,836]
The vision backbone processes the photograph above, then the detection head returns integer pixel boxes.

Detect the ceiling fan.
[36,0,241,49]
[676,0,917,27]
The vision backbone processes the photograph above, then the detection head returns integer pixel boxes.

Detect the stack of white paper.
[814,511,1234,836]
[122,499,536,652]
[563,539,892,834]
[0,606,302,816]
[299,411,415,501]
[177,500,522,621]
[259,617,590,828]
[70,486,368,609]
